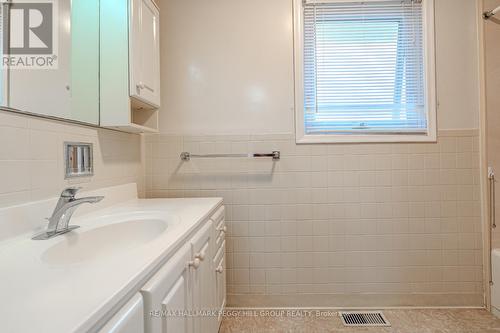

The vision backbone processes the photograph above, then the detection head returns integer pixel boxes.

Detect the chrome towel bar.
[180,151,280,161]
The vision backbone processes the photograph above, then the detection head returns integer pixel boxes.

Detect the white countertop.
[0,197,222,333]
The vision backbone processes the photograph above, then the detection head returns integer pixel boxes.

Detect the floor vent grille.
[340,311,391,327]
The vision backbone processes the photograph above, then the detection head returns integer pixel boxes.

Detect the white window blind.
[303,0,427,135]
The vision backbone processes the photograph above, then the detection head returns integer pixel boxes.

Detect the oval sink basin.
[41,218,168,265]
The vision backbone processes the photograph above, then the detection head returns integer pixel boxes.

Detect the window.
[294,0,436,143]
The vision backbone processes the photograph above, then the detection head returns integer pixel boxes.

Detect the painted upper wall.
[435,0,480,130]
[159,0,480,135]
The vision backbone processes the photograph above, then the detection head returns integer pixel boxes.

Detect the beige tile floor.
[220,308,500,333]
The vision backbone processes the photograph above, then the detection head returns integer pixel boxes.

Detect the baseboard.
[227,293,484,308]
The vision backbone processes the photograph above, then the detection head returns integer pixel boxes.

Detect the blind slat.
[303,0,427,135]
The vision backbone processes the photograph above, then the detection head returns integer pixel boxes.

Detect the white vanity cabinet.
[98,294,144,333]
[0,189,225,333]
[140,207,225,333]
[100,0,160,133]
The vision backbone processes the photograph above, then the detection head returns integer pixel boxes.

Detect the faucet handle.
[60,187,82,198]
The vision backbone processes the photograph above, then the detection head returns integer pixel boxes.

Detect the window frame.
[293,0,437,144]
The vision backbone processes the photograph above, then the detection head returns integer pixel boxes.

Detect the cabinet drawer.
[210,206,225,224]
[215,220,226,248]
[214,240,225,265]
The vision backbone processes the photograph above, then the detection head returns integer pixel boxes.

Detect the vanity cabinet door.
[189,220,216,333]
[98,294,144,333]
[141,244,192,333]
[130,0,161,107]
[210,206,226,331]
[213,240,226,328]
[160,272,189,333]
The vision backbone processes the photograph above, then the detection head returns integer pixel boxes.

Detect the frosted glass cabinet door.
[5,0,100,124]
[129,0,161,107]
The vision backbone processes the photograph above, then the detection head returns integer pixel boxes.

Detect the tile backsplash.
[146,129,483,307]
[0,110,481,308]
[0,110,144,207]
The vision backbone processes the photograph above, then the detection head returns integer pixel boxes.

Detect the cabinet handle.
[195,251,206,261]
[188,258,201,269]
[216,265,224,273]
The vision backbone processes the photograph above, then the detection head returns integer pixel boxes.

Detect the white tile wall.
[146,129,483,306]
[0,110,144,207]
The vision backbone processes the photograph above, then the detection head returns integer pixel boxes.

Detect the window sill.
[296,132,437,144]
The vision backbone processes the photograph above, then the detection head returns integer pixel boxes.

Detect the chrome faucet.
[32,187,104,240]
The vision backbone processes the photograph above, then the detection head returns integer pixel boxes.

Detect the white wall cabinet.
[130,0,161,108]
[100,0,160,133]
